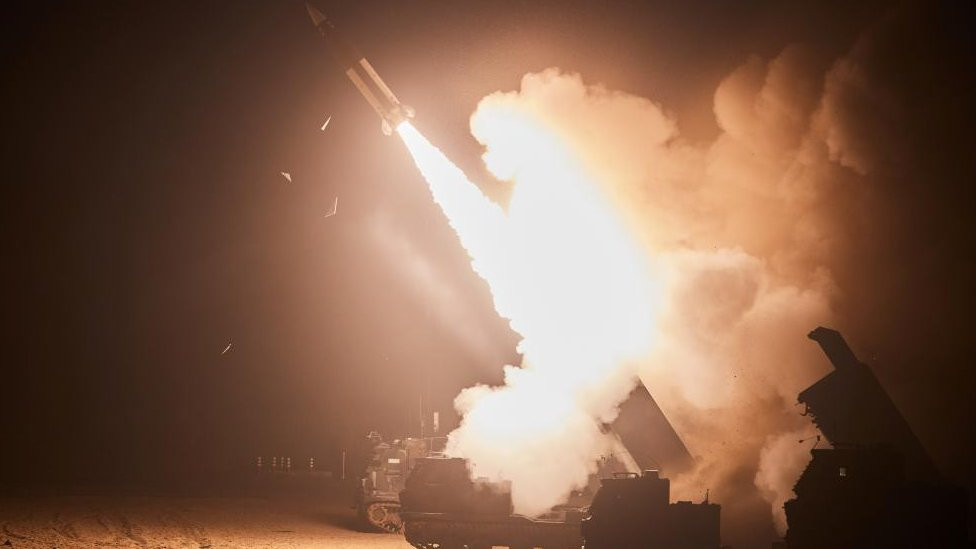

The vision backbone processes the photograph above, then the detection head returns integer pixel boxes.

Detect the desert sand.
[0,481,412,549]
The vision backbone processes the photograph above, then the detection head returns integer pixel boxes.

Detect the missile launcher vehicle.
[400,456,582,549]
[581,469,720,549]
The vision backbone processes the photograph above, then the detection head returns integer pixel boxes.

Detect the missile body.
[306,3,414,135]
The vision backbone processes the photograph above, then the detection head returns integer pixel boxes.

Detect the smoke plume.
[405,4,973,543]
[444,53,849,530]
[441,7,949,535]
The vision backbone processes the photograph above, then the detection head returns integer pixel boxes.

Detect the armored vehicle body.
[581,469,720,549]
[400,457,581,549]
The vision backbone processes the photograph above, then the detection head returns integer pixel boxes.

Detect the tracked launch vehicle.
[581,470,720,549]
[783,327,970,548]
[400,456,583,549]
[356,434,437,532]
[354,382,691,533]
[400,459,721,549]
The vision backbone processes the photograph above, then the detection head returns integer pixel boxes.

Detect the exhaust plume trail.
[396,120,660,515]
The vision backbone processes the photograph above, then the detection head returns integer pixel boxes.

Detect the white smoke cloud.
[443,42,876,533]
[756,428,818,533]
[430,5,934,540]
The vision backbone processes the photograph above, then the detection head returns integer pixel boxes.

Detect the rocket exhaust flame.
[396,120,660,515]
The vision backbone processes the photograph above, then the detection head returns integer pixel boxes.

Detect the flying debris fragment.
[305,3,414,135]
[221,343,233,355]
[324,196,338,218]
[281,172,292,183]
[321,115,332,131]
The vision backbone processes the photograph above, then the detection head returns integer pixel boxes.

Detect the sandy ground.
[0,482,413,549]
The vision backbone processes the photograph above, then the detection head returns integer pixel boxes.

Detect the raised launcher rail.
[782,327,969,548]
[399,457,581,549]
[799,327,939,480]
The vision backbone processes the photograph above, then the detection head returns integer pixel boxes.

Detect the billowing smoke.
[400,3,968,542]
[448,55,849,531]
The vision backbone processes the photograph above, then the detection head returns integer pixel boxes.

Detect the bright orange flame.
[397,118,660,514]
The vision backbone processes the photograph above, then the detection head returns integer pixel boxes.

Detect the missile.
[306,3,414,135]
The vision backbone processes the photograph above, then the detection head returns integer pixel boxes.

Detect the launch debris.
[281,172,292,183]
[324,196,338,218]
[221,343,232,355]
[321,116,332,131]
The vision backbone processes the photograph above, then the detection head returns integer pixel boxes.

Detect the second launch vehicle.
[306,3,414,135]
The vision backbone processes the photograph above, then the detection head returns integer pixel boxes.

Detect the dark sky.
[3,0,974,535]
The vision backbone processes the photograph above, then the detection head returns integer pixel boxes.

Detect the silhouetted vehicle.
[400,456,582,549]
[581,469,720,549]
[355,434,438,532]
[784,444,968,548]
[358,382,692,538]
[783,328,970,548]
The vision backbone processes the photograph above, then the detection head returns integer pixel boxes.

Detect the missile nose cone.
[305,2,327,26]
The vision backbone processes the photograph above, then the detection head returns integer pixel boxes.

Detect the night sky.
[4,0,974,537]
